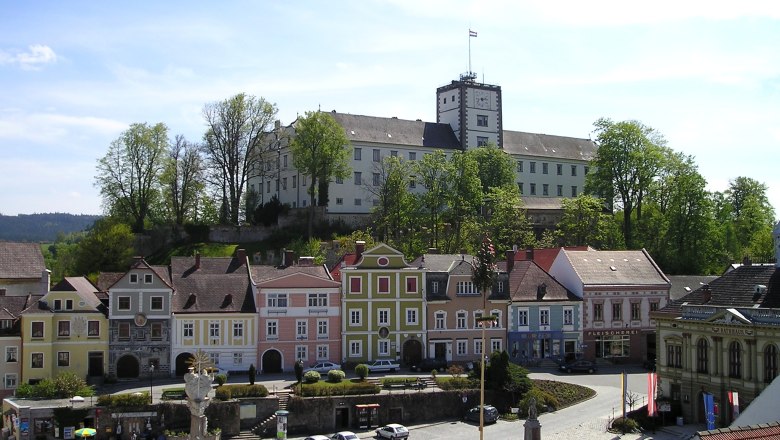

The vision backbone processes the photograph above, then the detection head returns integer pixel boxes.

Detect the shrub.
[519,388,559,416]
[437,377,477,391]
[447,365,465,377]
[215,387,231,401]
[304,371,321,383]
[355,364,369,379]
[214,374,227,387]
[298,380,380,397]
[611,417,639,433]
[219,384,268,398]
[248,364,256,385]
[327,370,346,383]
[96,392,150,408]
[53,371,94,397]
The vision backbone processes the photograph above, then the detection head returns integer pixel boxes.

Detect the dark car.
[559,360,597,374]
[410,358,448,372]
[464,405,499,424]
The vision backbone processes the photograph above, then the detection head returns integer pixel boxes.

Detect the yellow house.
[21,277,109,384]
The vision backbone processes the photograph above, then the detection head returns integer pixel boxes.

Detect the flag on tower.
[469,30,478,37]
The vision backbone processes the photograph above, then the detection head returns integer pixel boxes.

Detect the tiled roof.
[658,266,780,315]
[509,261,579,302]
[251,264,333,284]
[559,248,670,286]
[414,254,473,272]
[329,253,359,282]
[667,275,719,301]
[515,246,590,272]
[0,242,45,279]
[502,130,596,161]
[695,422,780,439]
[170,256,255,314]
[331,112,462,149]
[96,272,123,292]
[0,294,36,319]
[51,277,103,309]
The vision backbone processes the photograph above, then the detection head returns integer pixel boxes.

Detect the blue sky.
[1,1,778,218]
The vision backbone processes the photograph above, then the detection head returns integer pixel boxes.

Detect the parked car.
[204,366,229,377]
[304,361,342,374]
[410,358,448,372]
[464,405,499,424]
[304,436,330,440]
[331,432,359,440]
[366,359,400,373]
[375,423,409,439]
[559,360,597,374]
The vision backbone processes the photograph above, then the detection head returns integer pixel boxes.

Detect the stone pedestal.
[184,368,214,440]
[524,418,541,440]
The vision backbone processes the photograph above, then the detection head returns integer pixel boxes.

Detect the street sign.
[659,402,671,412]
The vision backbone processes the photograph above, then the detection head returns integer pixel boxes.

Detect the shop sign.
[586,329,639,336]
[711,327,753,336]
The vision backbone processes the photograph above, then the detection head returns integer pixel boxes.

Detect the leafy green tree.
[75,217,135,275]
[556,195,615,248]
[201,93,278,225]
[726,177,776,256]
[483,185,535,252]
[586,118,666,248]
[289,237,326,265]
[413,150,451,249]
[290,111,352,238]
[466,145,515,193]
[367,156,414,245]
[443,151,482,253]
[161,134,204,226]
[96,122,168,232]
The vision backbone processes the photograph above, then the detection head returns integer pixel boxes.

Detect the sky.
[1,1,779,218]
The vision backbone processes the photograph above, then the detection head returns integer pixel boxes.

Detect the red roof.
[514,246,589,272]
[329,253,359,282]
[697,422,780,439]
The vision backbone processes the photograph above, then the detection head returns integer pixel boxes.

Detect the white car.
[304,436,330,440]
[376,423,409,439]
[331,432,358,440]
[304,361,342,374]
[366,359,400,373]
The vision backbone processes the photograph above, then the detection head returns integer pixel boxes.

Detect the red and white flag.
[469,30,478,37]
[647,372,658,416]
[728,391,740,419]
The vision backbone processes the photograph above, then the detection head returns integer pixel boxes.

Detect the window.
[477,115,488,127]
[539,309,550,326]
[354,198,362,206]
[335,175,342,184]
[530,162,536,173]
[266,320,278,339]
[434,311,446,329]
[118,322,130,340]
[557,185,563,196]
[209,353,219,365]
[405,277,417,294]
[491,311,501,328]
[4,374,17,389]
[593,303,603,321]
[296,320,308,338]
[667,343,682,368]
[354,148,362,160]
[765,344,778,383]
[267,293,288,308]
[696,338,709,373]
[354,172,362,185]
[406,308,418,325]
[542,184,549,196]
[31,353,43,368]
[283,154,288,168]
[118,297,131,311]
[491,338,502,353]
[595,335,630,358]
[144,273,153,284]
[373,173,380,186]
[266,180,271,192]
[233,322,243,337]
[302,176,307,186]
[518,309,529,326]
[54,299,62,310]
[571,165,577,176]
[456,311,467,329]
[377,277,390,293]
[234,352,243,365]
[336,198,343,205]
[650,302,659,312]
[542,163,548,174]
[474,339,483,355]
[378,340,390,356]
[6,347,18,362]
[530,183,536,195]
[350,341,362,357]
[631,303,641,320]
[130,273,138,283]
[517,161,523,172]
[66,299,73,309]
[295,345,307,361]
[456,281,478,295]
[585,166,590,175]
[282,177,287,190]
[151,296,163,311]
[409,177,416,189]
[58,351,70,367]
[377,309,389,325]
[151,322,162,340]
[88,321,100,336]
[209,322,220,338]
[308,293,327,307]
[432,281,439,294]
[408,152,416,161]
[556,164,562,175]
[293,175,297,188]
[31,321,44,338]
[349,309,362,326]
[571,186,577,197]
[58,321,70,337]
[729,341,742,378]
[317,319,328,338]
[373,149,380,162]
[477,136,488,146]
[0,320,9,329]
[563,308,573,326]
[457,340,468,356]
[518,182,523,194]
[349,277,361,294]
[612,302,622,321]
[317,345,329,360]
[183,322,194,338]
[474,311,483,328]
[391,150,398,157]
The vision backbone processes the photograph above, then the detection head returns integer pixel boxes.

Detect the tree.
[290,111,352,238]
[201,93,278,225]
[95,122,168,232]
[367,156,414,245]
[586,118,666,248]
[248,363,256,385]
[726,177,776,256]
[467,145,515,193]
[443,151,482,253]
[413,150,451,249]
[556,195,616,248]
[161,134,203,226]
[74,217,135,276]
[482,185,535,252]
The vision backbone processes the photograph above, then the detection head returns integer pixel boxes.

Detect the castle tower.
[436,73,503,150]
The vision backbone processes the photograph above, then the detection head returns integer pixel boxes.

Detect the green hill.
[0,213,101,242]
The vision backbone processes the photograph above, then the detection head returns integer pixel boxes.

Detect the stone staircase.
[227,431,260,440]
[251,389,292,437]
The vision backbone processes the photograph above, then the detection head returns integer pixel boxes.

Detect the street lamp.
[149,364,155,405]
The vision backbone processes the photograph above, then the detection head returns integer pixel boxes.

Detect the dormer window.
[144,274,153,284]
[54,299,62,310]
[130,274,138,283]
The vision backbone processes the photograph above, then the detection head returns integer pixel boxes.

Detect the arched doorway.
[402,339,423,367]
[262,349,283,373]
[175,352,193,376]
[116,354,140,379]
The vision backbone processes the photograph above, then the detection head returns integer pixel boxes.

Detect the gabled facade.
[253,254,341,373]
[0,293,35,397]
[105,257,173,379]
[338,243,425,366]
[549,248,670,363]
[506,257,582,364]
[413,252,510,368]
[20,277,108,383]
[0,242,48,297]
[170,252,257,376]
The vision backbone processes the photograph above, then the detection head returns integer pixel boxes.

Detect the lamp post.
[149,364,155,405]
[471,235,497,440]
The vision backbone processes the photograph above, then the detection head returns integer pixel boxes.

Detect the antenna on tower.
[461,29,478,83]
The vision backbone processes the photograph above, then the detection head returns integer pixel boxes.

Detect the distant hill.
[0,213,102,242]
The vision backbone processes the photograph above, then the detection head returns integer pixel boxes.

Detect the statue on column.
[184,367,214,440]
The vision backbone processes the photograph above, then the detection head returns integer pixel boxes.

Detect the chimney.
[284,249,294,267]
[41,269,51,294]
[355,241,365,261]
[526,247,534,261]
[236,248,247,263]
[506,249,515,273]
[195,253,201,270]
[299,256,314,266]
[701,284,712,303]
[742,255,752,266]
[427,248,439,255]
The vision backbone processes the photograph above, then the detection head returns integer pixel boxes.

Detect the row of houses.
[0,240,671,399]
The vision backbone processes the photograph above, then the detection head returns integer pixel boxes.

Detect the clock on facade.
[475,90,490,109]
